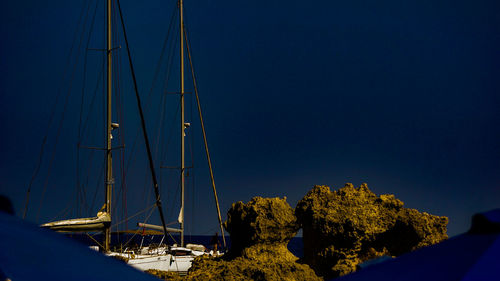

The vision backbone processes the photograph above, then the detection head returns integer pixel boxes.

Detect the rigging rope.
[189,84,195,240]
[78,65,104,215]
[185,26,227,248]
[111,203,156,228]
[116,0,169,235]
[158,36,181,169]
[88,149,104,213]
[23,0,89,220]
[118,4,178,222]
[111,0,128,231]
[36,0,94,221]
[157,25,181,219]
[121,203,156,248]
[77,0,99,217]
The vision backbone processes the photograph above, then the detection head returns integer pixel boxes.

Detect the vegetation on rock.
[295,183,448,279]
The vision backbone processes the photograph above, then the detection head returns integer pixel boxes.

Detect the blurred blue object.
[336,209,500,281]
[0,211,159,281]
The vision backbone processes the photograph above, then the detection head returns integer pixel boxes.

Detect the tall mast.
[104,0,113,252]
[179,0,185,247]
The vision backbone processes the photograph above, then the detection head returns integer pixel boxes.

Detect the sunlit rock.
[295,183,448,279]
[223,196,299,255]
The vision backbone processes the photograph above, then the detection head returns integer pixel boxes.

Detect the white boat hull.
[127,254,193,274]
[108,245,207,274]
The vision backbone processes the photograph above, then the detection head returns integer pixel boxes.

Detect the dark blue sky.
[1,0,499,237]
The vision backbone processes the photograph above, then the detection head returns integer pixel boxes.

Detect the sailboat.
[31,0,226,274]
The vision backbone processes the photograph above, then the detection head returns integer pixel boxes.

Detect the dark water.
[66,233,304,258]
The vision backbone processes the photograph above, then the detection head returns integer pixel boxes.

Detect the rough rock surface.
[183,197,322,281]
[223,196,299,256]
[146,269,183,280]
[295,184,448,279]
[184,244,320,281]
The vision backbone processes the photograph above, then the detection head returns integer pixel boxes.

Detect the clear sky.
[1,0,499,238]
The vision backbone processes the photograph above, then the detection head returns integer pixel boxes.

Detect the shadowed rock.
[295,184,448,279]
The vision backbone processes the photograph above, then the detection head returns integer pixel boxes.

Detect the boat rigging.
[25,0,226,265]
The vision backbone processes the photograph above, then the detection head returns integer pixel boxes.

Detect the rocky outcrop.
[148,184,448,280]
[184,197,322,281]
[223,196,299,256]
[146,269,183,281]
[295,184,448,279]
[185,244,321,281]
